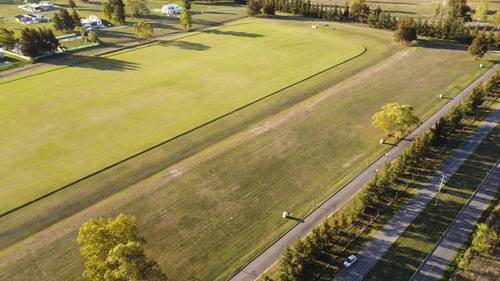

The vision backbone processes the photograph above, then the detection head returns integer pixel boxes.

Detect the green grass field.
[0,15,497,281]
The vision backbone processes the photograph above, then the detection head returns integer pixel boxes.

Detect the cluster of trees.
[19,28,59,58]
[53,8,82,32]
[273,69,500,280]
[459,219,499,270]
[180,0,193,31]
[77,214,167,281]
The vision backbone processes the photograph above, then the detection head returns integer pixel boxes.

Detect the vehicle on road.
[344,255,357,267]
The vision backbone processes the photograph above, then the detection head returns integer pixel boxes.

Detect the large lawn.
[0,18,365,214]
[0,16,497,281]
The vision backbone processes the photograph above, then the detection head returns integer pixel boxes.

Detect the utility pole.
[435,175,445,206]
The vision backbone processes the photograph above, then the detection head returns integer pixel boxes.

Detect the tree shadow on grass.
[201,29,264,38]
[157,40,211,51]
[414,39,469,51]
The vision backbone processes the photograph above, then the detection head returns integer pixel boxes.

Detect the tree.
[19,27,59,58]
[88,30,98,43]
[0,27,16,50]
[133,21,153,42]
[471,223,498,255]
[448,0,472,22]
[372,102,420,138]
[350,0,370,23]
[77,214,167,281]
[180,8,192,31]
[343,2,349,19]
[468,29,488,60]
[110,0,126,24]
[247,0,262,16]
[263,0,275,16]
[69,0,76,9]
[394,16,417,44]
[181,0,193,9]
[72,9,82,28]
[103,2,114,21]
[462,85,486,115]
[474,0,489,22]
[433,2,442,19]
[278,245,294,280]
[489,11,500,29]
[127,0,149,17]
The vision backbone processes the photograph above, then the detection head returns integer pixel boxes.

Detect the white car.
[344,254,357,267]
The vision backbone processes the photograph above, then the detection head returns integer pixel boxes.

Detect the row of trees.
[274,70,500,280]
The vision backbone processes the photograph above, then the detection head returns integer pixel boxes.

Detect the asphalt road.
[333,103,500,281]
[409,158,500,281]
[227,48,500,281]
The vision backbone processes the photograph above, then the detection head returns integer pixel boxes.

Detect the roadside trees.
[372,102,420,139]
[77,214,167,281]
[474,0,489,22]
[263,0,275,16]
[180,8,192,31]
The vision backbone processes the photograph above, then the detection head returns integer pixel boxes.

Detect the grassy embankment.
[0,17,497,281]
[364,112,500,281]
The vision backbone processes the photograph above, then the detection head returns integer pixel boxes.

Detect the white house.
[19,1,59,13]
[14,14,51,24]
[81,15,102,28]
[161,4,182,14]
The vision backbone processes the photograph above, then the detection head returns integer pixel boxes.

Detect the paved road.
[409,157,500,281]
[227,50,500,281]
[333,103,500,281]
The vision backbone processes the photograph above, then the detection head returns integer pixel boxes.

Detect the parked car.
[344,254,357,267]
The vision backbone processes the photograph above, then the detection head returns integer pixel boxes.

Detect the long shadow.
[201,29,264,38]
[370,1,417,5]
[157,40,211,51]
[414,39,469,51]
[286,216,304,222]
[203,11,239,15]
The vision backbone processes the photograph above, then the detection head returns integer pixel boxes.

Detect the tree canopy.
[394,16,417,44]
[0,27,16,50]
[468,29,488,60]
[372,102,420,138]
[126,0,149,18]
[77,214,167,281]
[133,21,153,41]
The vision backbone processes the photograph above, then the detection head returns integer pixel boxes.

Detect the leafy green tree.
[343,2,349,19]
[278,245,294,281]
[488,11,500,29]
[394,16,417,44]
[72,9,82,28]
[319,216,334,246]
[180,9,192,31]
[247,0,262,16]
[433,2,442,19]
[69,0,76,9]
[88,30,98,43]
[182,0,193,9]
[468,29,488,60]
[448,0,472,22]
[133,21,153,41]
[77,214,167,281]
[474,0,489,22]
[350,0,370,23]
[127,0,149,17]
[462,85,486,116]
[372,102,420,138]
[103,2,114,21]
[0,27,16,50]
[263,0,275,16]
[471,223,498,255]
[110,0,126,24]
[19,27,59,58]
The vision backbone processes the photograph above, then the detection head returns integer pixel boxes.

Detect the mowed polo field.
[0,15,497,280]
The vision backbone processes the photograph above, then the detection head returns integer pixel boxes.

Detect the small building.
[161,4,182,14]
[14,14,51,24]
[19,1,59,13]
[81,15,102,28]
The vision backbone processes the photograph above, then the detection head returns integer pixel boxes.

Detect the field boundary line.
[0,46,367,219]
